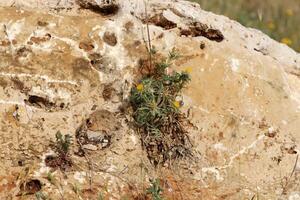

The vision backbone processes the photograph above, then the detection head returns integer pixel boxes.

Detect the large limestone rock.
[0,0,299,199]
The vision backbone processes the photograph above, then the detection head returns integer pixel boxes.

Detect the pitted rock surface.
[0,0,299,199]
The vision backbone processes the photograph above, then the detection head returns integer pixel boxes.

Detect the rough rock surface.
[0,0,299,199]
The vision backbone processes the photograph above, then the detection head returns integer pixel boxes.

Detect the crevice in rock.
[254,47,269,55]
[18,179,42,195]
[25,95,55,108]
[287,68,300,79]
[76,0,119,16]
[24,95,67,111]
[180,22,224,42]
[146,13,177,30]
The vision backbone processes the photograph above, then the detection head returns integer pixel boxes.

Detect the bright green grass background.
[189,0,300,52]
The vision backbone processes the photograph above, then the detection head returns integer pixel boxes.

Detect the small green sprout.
[147,179,163,200]
[55,131,72,155]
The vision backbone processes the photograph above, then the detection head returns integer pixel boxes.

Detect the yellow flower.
[136,83,144,92]
[281,38,292,46]
[285,9,293,16]
[173,101,181,108]
[184,67,192,73]
[267,22,275,30]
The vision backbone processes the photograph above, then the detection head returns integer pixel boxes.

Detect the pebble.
[87,130,105,142]
[82,144,98,151]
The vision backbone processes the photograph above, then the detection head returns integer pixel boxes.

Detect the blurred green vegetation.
[189,0,300,52]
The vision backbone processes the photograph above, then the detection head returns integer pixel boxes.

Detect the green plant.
[55,131,72,156]
[45,131,72,171]
[130,49,192,165]
[147,179,163,200]
[131,50,189,128]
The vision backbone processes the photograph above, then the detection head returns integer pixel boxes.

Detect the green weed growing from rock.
[130,49,192,165]
[147,179,163,200]
[55,131,72,156]
[45,131,72,171]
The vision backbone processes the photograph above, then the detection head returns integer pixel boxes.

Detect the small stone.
[101,139,109,148]
[87,130,105,142]
[82,144,98,151]
[103,32,117,46]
